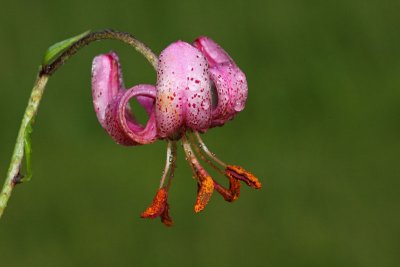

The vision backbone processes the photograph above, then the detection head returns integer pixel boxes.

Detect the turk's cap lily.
[92,38,249,143]
[91,37,261,226]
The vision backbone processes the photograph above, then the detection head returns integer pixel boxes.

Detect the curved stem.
[0,75,49,218]
[0,29,158,219]
[41,29,158,75]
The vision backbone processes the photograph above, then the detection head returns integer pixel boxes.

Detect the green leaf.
[42,30,90,66]
[22,119,33,182]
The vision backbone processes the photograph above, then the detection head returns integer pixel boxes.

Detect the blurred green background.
[0,0,399,266]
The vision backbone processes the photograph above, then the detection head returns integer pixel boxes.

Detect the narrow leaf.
[42,30,90,65]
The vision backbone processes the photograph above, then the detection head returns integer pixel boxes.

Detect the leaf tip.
[42,30,91,66]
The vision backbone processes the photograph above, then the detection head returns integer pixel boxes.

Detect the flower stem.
[0,29,158,219]
[0,75,48,218]
[41,29,158,75]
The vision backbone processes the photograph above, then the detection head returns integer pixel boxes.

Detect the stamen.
[194,175,214,213]
[159,141,177,189]
[225,165,262,189]
[213,176,241,202]
[141,141,176,226]
[189,131,241,202]
[141,188,168,219]
[141,187,174,227]
[188,132,224,176]
[160,203,173,227]
[182,135,214,213]
[193,131,262,190]
[193,131,227,168]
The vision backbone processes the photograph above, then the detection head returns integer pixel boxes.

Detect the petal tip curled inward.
[92,52,123,128]
[193,36,233,66]
[91,52,158,146]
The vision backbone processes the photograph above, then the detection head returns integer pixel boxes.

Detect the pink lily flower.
[91,37,261,226]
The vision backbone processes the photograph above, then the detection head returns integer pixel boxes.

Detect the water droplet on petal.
[234,100,245,112]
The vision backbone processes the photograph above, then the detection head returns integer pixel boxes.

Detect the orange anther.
[194,175,214,213]
[141,188,168,218]
[225,165,262,189]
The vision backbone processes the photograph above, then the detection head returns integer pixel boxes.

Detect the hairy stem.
[0,29,158,219]
[41,29,158,75]
[0,75,48,218]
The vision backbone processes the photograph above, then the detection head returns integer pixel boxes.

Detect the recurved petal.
[103,84,158,145]
[209,65,248,126]
[156,41,212,138]
[193,36,233,67]
[136,95,154,115]
[92,52,124,128]
[193,37,248,127]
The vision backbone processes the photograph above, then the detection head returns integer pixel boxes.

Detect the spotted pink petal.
[193,37,248,127]
[156,41,212,138]
[92,52,158,145]
[92,52,123,128]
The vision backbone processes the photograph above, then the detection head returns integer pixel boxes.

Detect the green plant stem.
[0,75,48,218]
[41,29,158,75]
[0,29,158,219]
